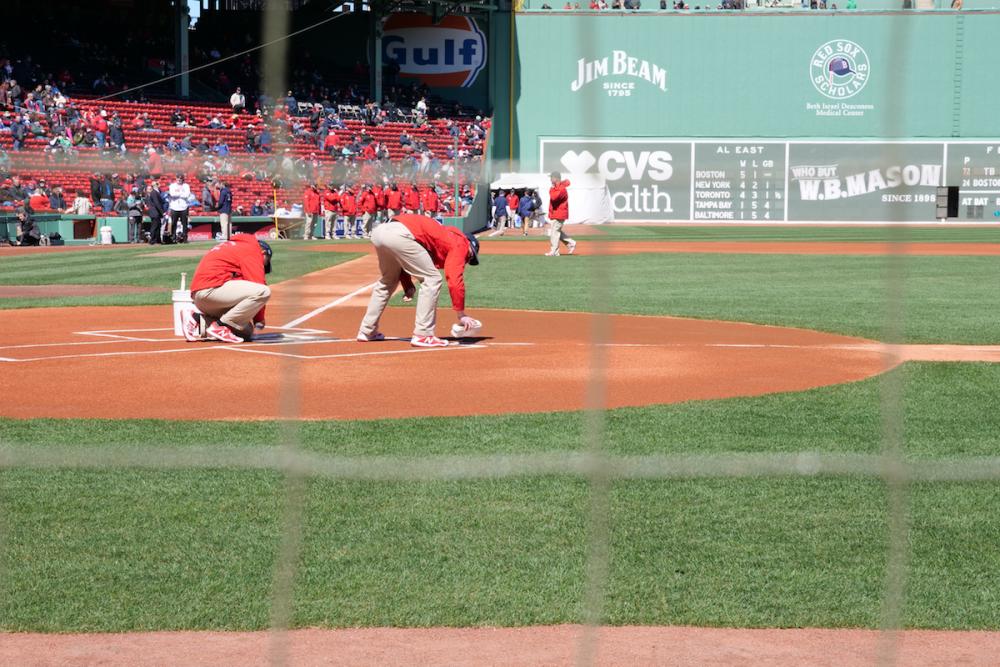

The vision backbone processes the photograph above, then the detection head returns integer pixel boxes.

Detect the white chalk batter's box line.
[0,327,491,363]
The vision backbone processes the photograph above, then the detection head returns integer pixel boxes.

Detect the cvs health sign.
[540,139,692,221]
[382,13,487,89]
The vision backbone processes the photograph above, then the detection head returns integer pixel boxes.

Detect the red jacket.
[340,192,357,216]
[394,214,471,312]
[548,180,570,221]
[303,187,321,215]
[359,191,377,214]
[403,189,421,211]
[322,189,340,213]
[506,193,519,211]
[421,189,440,213]
[190,235,268,323]
[386,189,403,210]
[373,185,386,209]
[322,132,337,150]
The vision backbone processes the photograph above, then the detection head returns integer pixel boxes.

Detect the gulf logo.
[382,13,487,88]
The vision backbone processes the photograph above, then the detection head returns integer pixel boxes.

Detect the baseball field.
[2,225,1000,665]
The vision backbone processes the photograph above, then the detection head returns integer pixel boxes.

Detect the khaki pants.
[359,221,442,337]
[304,214,320,240]
[193,280,270,334]
[219,212,231,240]
[361,212,374,237]
[549,220,575,254]
[323,210,337,238]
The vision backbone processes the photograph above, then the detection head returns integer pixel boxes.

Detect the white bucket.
[171,289,194,336]
[99,225,114,245]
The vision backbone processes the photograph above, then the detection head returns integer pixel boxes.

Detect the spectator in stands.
[322,128,338,156]
[48,185,66,212]
[251,199,265,216]
[284,90,298,116]
[98,175,115,213]
[230,87,245,113]
[624,0,641,8]
[66,189,92,215]
[10,115,26,151]
[147,146,163,176]
[167,173,191,243]
[170,108,185,126]
[217,180,233,240]
[109,119,126,153]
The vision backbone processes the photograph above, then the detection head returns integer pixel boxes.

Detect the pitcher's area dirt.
[3,625,998,666]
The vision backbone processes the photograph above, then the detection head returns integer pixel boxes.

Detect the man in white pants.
[167,173,191,243]
[357,213,480,348]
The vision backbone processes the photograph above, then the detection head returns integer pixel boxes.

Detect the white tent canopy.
[489,172,614,225]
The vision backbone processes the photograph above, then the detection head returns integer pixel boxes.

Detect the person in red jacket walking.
[339,187,358,239]
[403,182,421,214]
[303,183,321,240]
[545,171,577,256]
[321,183,340,239]
[357,213,481,347]
[183,236,273,343]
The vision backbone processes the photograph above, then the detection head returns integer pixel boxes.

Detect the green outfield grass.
[1,363,999,632]
[0,242,362,309]
[490,224,1000,243]
[459,253,999,344]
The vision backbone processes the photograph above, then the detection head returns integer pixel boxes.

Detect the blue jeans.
[101,198,113,213]
[95,131,106,149]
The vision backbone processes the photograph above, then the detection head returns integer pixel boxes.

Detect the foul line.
[281,282,378,329]
[225,344,486,361]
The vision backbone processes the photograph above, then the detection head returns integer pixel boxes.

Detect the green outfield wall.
[498,12,1000,221]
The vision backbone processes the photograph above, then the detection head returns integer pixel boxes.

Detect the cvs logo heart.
[560,150,597,174]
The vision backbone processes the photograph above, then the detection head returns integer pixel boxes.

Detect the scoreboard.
[692,143,786,222]
[538,139,1000,222]
[945,143,1000,221]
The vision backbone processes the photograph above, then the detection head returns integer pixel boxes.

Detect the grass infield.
[1,363,998,632]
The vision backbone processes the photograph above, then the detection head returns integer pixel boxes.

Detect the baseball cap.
[258,239,273,273]
[464,232,480,266]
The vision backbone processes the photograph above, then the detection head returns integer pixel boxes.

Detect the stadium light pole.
[453,135,460,218]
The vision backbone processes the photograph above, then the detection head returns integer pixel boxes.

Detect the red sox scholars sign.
[382,13,487,88]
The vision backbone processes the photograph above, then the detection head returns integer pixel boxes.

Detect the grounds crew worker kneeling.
[184,236,272,343]
[357,213,480,348]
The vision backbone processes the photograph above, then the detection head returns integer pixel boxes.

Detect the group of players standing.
[300,182,445,241]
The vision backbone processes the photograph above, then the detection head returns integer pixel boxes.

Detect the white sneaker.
[411,335,454,348]
[567,240,577,255]
[180,307,202,342]
[544,250,559,257]
[356,331,386,342]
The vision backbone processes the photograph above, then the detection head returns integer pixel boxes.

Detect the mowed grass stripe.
[459,254,1000,344]
[1,364,999,631]
[544,225,1000,243]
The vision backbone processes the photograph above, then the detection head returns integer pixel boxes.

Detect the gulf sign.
[382,13,487,88]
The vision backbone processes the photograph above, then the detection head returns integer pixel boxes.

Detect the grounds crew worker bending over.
[184,236,272,343]
[357,213,480,348]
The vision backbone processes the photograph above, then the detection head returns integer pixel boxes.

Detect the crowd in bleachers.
[0,59,489,245]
